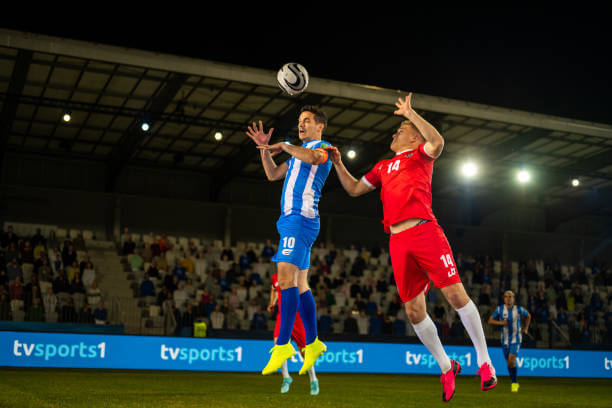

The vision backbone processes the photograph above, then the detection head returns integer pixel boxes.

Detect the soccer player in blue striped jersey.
[488,290,531,392]
[246,106,332,378]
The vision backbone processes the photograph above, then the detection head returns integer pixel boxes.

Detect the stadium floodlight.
[572,178,580,187]
[517,170,531,184]
[347,149,356,159]
[62,111,72,122]
[461,161,478,178]
[214,131,223,141]
[141,121,150,132]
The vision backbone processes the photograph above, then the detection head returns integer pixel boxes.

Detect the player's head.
[299,105,327,142]
[503,290,515,307]
[390,120,424,153]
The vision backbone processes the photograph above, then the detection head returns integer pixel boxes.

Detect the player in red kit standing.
[268,273,319,395]
[324,93,496,402]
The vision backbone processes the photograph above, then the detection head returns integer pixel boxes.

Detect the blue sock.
[509,366,517,383]
[298,290,318,344]
[277,287,299,345]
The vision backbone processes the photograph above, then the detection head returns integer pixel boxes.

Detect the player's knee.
[404,307,426,324]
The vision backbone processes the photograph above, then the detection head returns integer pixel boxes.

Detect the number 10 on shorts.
[281,237,295,256]
[440,254,457,278]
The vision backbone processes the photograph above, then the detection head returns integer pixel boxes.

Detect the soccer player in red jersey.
[268,272,319,395]
[325,93,497,402]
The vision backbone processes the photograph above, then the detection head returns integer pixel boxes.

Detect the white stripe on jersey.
[301,164,319,219]
[283,159,302,215]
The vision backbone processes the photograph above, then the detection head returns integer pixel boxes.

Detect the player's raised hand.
[324,146,342,164]
[246,120,274,146]
[394,93,413,117]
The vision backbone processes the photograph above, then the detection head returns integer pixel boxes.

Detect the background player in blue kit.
[246,106,332,377]
[489,290,531,392]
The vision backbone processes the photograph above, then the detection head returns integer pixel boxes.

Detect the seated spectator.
[120,227,131,249]
[218,270,230,292]
[173,281,188,309]
[157,285,170,306]
[37,258,53,282]
[122,237,136,256]
[354,293,366,312]
[43,287,58,316]
[180,255,195,276]
[33,242,46,261]
[249,270,262,286]
[20,240,35,264]
[147,260,160,279]
[194,252,208,281]
[370,313,382,335]
[221,247,234,262]
[365,294,378,316]
[141,244,153,263]
[53,271,70,294]
[69,274,85,294]
[225,306,239,329]
[73,233,86,251]
[32,228,47,247]
[261,239,275,262]
[394,317,406,337]
[26,297,45,321]
[62,244,77,269]
[6,257,22,283]
[66,260,80,283]
[356,309,369,335]
[252,305,267,330]
[82,263,96,288]
[86,281,102,306]
[79,255,92,274]
[319,307,332,334]
[140,273,155,297]
[24,285,42,311]
[1,225,19,249]
[129,250,144,271]
[61,297,77,322]
[184,278,196,298]
[343,310,359,334]
[173,260,187,282]
[49,248,63,274]
[78,304,94,323]
[47,230,60,251]
[210,304,225,329]
[10,277,23,300]
[181,304,195,335]
[204,295,217,318]
[93,301,107,325]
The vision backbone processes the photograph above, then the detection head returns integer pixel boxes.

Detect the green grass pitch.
[0,368,609,408]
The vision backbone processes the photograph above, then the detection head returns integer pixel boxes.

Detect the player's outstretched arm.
[394,93,444,158]
[326,146,374,197]
[487,315,507,326]
[267,287,277,313]
[522,312,531,334]
[246,121,288,181]
[257,143,327,166]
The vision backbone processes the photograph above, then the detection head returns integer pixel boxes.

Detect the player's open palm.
[394,93,413,117]
[246,120,274,146]
[324,146,341,164]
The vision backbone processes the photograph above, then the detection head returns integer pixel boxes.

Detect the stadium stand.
[1,223,610,349]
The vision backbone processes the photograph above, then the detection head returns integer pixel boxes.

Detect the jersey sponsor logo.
[281,249,293,256]
[281,237,295,256]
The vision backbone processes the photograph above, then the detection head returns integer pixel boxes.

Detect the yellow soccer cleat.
[262,343,296,375]
[511,382,519,393]
[299,337,327,375]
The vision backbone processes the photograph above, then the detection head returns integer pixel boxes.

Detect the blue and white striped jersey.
[491,305,529,345]
[280,139,332,220]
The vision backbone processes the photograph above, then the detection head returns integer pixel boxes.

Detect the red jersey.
[362,142,436,233]
[271,273,281,298]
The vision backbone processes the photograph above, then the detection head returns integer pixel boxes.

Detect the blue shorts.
[502,343,521,359]
[271,215,320,270]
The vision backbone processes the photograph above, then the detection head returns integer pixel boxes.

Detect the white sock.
[308,367,317,382]
[456,300,491,367]
[412,315,451,373]
[281,360,290,379]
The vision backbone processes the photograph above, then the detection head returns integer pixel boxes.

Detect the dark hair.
[300,105,328,130]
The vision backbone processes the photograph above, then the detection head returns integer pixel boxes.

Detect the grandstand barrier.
[1,331,611,378]
[0,322,124,334]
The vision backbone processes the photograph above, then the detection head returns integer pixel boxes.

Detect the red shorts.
[273,311,307,349]
[389,221,461,302]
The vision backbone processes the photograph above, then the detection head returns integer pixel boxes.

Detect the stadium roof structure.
[1,28,612,230]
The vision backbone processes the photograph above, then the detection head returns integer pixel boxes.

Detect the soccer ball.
[276,63,309,95]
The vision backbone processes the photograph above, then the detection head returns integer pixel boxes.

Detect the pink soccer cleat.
[477,362,497,391]
[440,360,462,402]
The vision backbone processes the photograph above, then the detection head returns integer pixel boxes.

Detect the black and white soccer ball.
[276,63,309,95]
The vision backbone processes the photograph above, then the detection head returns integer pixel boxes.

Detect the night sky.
[2,9,611,125]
